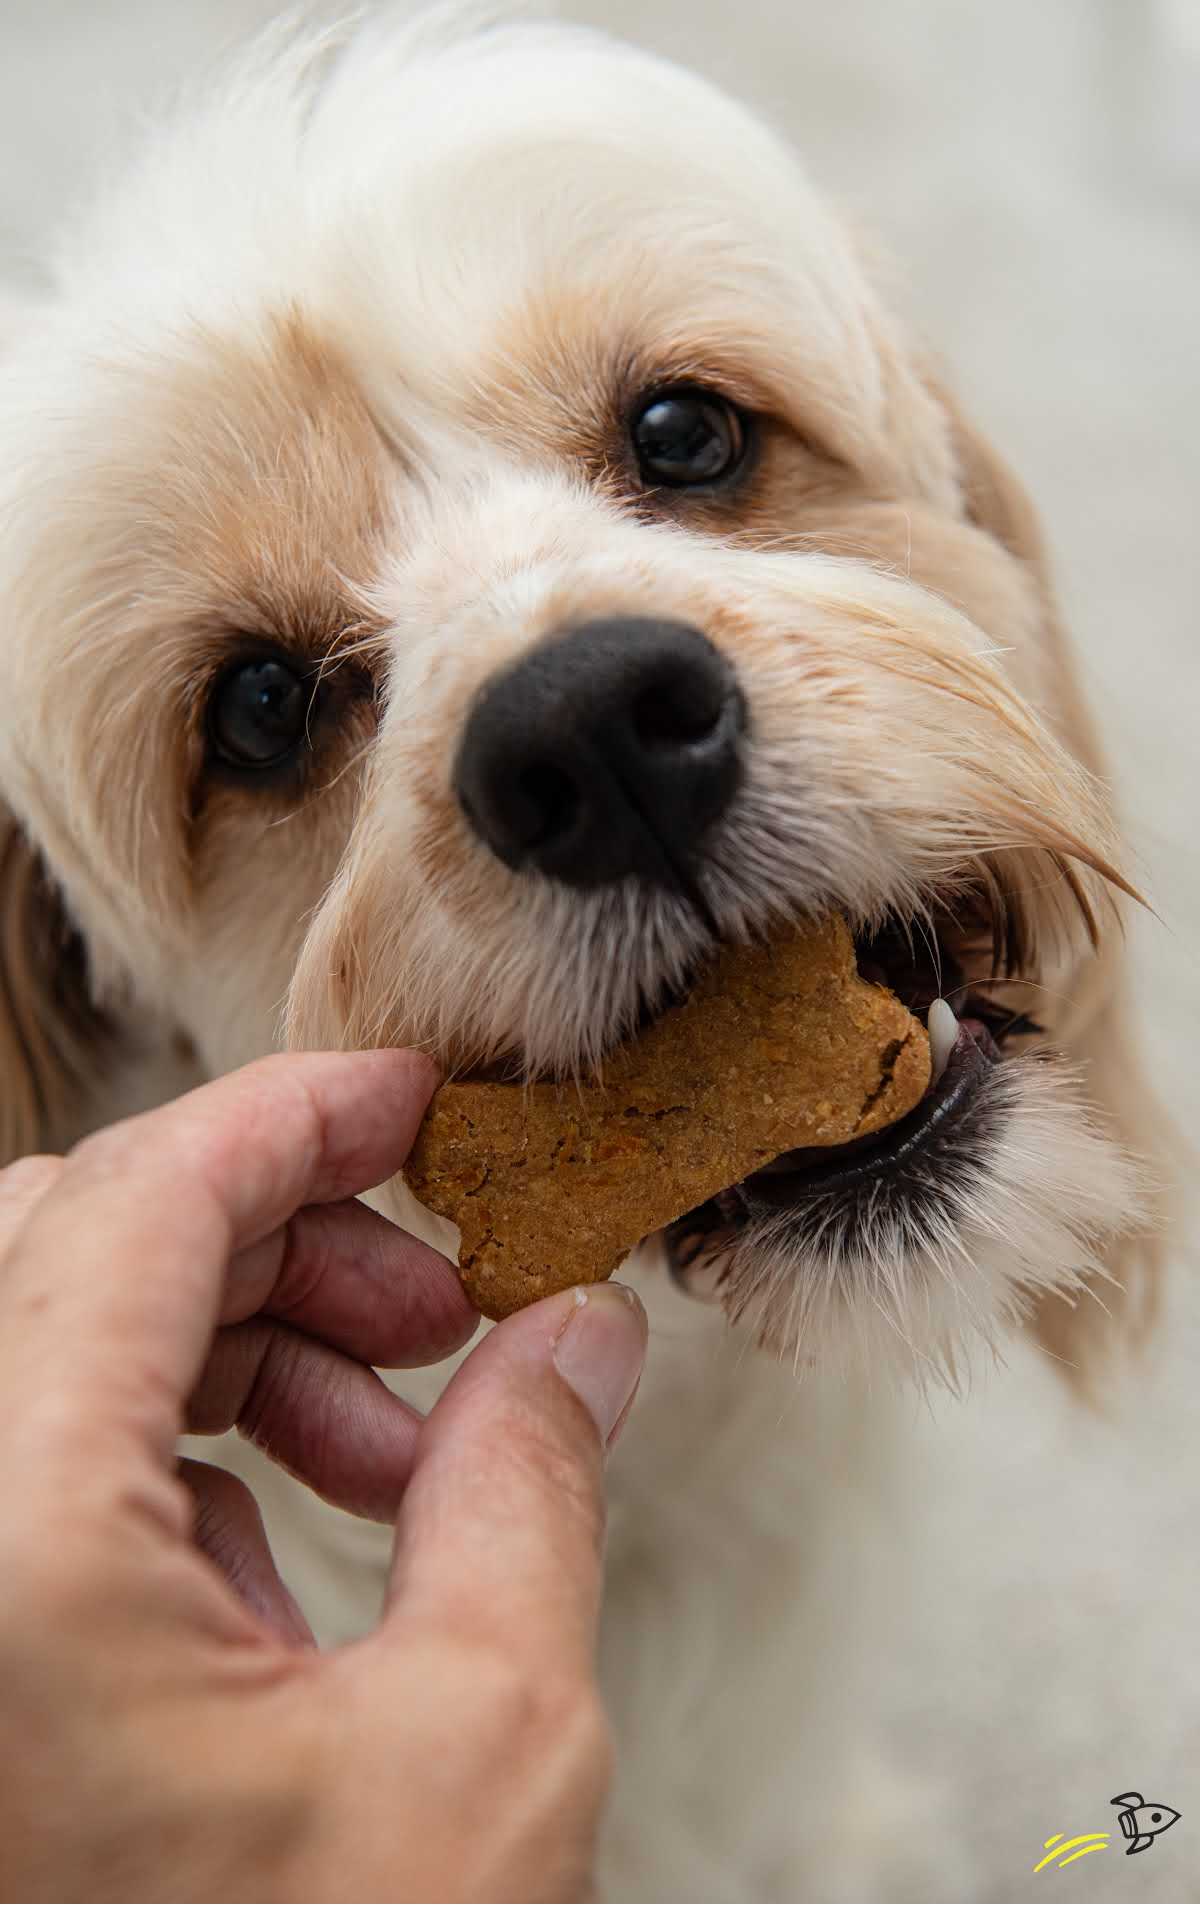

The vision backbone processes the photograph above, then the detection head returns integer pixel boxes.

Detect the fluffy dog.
[0,4,1162,1892]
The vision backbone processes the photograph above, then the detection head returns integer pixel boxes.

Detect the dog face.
[0,11,1152,1374]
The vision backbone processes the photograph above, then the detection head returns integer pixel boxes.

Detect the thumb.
[384,1282,647,1670]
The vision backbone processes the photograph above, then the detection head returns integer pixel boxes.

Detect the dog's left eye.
[631,387,746,487]
[207,656,312,769]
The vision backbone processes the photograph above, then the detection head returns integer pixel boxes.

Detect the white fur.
[714,1057,1147,1385]
[0,8,1159,1897]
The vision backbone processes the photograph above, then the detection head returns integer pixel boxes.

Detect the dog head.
[0,9,1154,1378]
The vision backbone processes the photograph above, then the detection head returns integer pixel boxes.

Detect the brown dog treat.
[405,916,930,1319]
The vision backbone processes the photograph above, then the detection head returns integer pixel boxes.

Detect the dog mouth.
[736,1013,1001,1204]
[450,889,1047,1291]
[664,901,1045,1286]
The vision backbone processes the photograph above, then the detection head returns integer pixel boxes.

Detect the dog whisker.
[0,0,1160,1407]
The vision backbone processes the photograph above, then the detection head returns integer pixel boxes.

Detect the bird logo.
[1110,1791,1181,1856]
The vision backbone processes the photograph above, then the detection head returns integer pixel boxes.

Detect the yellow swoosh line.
[1043,1835,1063,1848]
[1033,1834,1108,1872]
[1059,1844,1109,1867]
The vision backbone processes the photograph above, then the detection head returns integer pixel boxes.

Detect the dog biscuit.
[405,915,930,1319]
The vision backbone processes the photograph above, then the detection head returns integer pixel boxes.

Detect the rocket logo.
[1110,1791,1181,1856]
[1034,1790,1181,1874]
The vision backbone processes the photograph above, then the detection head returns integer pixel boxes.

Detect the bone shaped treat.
[405,915,930,1319]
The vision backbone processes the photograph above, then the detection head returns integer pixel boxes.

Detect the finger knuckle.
[0,1152,64,1203]
[237,1326,308,1450]
[462,1642,539,1729]
[398,1635,538,1768]
[539,1676,614,1785]
[68,1121,139,1177]
[469,1648,608,1769]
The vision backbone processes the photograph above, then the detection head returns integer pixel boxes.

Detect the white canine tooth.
[927,998,959,1084]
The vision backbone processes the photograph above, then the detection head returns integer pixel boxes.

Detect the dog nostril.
[512,761,580,849]
[453,616,744,890]
[631,675,725,750]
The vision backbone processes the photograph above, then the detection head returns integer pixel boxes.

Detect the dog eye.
[631,388,746,487]
[207,657,312,769]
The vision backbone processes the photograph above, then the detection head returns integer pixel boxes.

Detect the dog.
[0,5,1163,1893]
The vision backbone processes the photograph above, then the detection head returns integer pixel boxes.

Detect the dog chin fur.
[0,6,1166,1893]
[696,1057,1147,1384]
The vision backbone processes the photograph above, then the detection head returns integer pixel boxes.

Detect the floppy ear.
[0,288,110,1160]
[0,800,111,1163]
[0,291,97,1158]
[939,384,1170,1389]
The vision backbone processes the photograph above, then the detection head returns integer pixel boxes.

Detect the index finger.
[0,1049,438,1465]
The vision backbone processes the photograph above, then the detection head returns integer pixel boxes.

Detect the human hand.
[0,1052,646,1901]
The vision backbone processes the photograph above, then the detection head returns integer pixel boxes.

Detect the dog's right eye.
[207,656,312,769]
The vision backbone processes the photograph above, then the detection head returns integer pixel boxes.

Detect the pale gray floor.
[2,3,1197,1899]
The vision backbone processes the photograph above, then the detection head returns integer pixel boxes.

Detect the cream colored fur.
[0,6,1165,1895]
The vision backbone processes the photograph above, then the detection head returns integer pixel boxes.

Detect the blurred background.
[2,2,1197,1898]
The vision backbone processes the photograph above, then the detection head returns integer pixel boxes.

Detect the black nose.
[454,617,745,889]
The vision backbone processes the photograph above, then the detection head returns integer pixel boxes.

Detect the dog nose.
[453,617,745,888]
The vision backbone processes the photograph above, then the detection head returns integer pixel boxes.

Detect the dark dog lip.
[737,1017,1000,1208]
[664,1014,1010,1285]
[655,900,1044,1285]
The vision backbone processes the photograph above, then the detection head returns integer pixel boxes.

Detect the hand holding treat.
[406,916,930,1319]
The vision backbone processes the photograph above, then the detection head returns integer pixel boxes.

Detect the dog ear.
[938,383,1169,1390]
[0,289,109,1161]
[933,380,1113,773]
[0,800,110,1163]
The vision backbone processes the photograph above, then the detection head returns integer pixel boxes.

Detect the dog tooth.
[927,998,959,1083]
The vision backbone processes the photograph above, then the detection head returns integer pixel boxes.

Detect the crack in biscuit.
[852,1033,913,1136]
